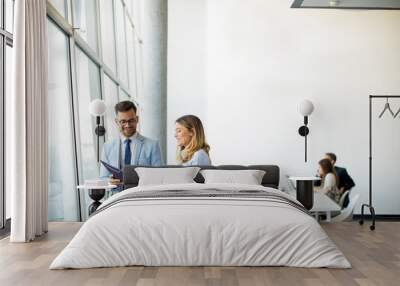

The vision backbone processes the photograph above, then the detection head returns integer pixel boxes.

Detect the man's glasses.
[118,118,137,126]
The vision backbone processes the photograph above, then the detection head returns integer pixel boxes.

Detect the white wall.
[168,0,400,214]
[167,0,207,162]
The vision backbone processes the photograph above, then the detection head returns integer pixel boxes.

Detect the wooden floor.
[0,222,399,286]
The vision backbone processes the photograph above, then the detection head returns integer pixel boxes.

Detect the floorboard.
[0,222,399,286]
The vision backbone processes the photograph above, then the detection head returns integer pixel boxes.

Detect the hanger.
[394,106,400,118]
[378,98,395,118]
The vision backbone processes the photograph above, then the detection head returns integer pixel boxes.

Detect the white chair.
[330,193,360,222]
[338,190,350,208]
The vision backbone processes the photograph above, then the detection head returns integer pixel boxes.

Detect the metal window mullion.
[66,0,72,25]
[63,0,85,221]
[99,66,106,149]
[74,34,131,101]
[95,0,102,65]
[112,0,120,87]
[69,39,85,221]
[0,28,9,37]
[47,1,73,36]
[68,0,89,221]
[122,3,131,96]
[129,23,139,99]
[74,33,102,66]
[0,35,4,228]
[136,33,144,103]
[1,0,5,29]
[5,36,11,46]
[124,4,136,32]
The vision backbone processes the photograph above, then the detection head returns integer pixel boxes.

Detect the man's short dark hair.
[325,152,337,163]
[115,101,137,115]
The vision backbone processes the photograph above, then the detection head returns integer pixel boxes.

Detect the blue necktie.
[124,139,132,166]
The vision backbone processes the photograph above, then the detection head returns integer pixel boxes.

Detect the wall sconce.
[89,99,107,162]
[298,99,314,162]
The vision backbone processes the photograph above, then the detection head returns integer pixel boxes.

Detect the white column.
[139,0,167,161]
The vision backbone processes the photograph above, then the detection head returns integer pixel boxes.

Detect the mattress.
[50,183,351,269]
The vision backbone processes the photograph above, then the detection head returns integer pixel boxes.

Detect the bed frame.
[123,165,280,189]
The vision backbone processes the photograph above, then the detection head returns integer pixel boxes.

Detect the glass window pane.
[73,0,99,53]
[126,22,137,97]
[119,89,130,101]
[5,0,15,33]
[49,0,67,19]
[103,75,119,141]
[47,20,78,221]
[75,47,102,220]
[5,43,12,220]
[0,38,3,227]
[75,47,101,182]
[99,0,117,73]
[115,0,129,86]
[125,0,133,17]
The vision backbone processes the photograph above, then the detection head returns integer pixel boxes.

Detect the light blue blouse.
[182,149,211,166]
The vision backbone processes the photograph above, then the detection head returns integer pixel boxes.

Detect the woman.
[317,158,342,204]
[175,115,211,166]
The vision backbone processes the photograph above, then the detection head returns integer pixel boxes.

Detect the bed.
[50,165,350,269]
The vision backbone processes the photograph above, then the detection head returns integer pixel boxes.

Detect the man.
[100,101,163,186]
[325,152,355,207]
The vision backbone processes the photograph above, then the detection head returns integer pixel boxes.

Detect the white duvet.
[50,183,351,269]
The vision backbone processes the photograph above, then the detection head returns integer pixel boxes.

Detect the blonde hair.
[176,115,210,163]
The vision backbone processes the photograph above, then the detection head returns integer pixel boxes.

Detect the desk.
[288,177,320,210]
[77,185,117,216]
[286,189,341,222]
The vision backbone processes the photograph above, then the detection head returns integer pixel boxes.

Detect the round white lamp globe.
[89,99,107,116]
[299,100,314,116]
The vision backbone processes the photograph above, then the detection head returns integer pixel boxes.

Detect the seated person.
[175,115,211,166]
[100,101,163,187]
[325,152,355,207]
[315,158,342,204]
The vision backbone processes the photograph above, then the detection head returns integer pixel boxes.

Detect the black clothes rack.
[359,95,400,231]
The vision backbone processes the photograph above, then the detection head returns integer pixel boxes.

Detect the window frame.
[1,0,14,231]
[46,0,141,221]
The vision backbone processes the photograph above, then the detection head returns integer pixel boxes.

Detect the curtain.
[10,0,48,242]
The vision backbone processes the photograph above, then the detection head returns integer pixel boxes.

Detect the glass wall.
[99,0,117,73]
[48,0,67,20]
[73,0,99,53]
[115,0,129,87]
[47,20,78,221]
[1,0,14,229]
[5,0,14,33]
[120,89,130,101]
[103,75,119,141]
[0,37,3,229]
[46,0,142,221]
[126,22,137,98]
[75,47,101,181]
[4,45,11,220]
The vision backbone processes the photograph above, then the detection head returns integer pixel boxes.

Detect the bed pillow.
[200,169,266,185]
[135,167,201,186]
